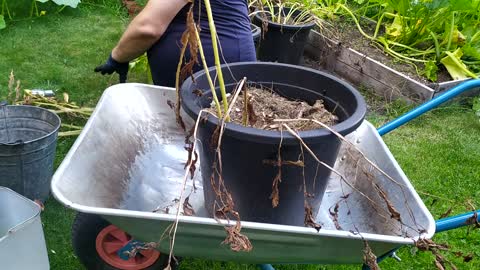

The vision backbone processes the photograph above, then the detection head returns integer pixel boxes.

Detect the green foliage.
[251,0,324,28]
[0,0,81,30]
[0,15,5,29]
[474,96,480,120]
[326,0,480,81]
[424,60,438,82]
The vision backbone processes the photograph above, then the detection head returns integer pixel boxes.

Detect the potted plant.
[174,0,365,241]
[251,0,322,65]
[170,0,367,230]
[180,65,366,226]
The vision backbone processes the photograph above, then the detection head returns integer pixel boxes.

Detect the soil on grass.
[212,86,339,131]
[313,18,452,84]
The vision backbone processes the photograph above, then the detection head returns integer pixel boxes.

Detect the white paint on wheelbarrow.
[0,187,49,270]
[51,83,435,265]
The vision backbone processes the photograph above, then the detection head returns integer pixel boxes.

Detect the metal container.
[52,84,435,264]
[0,187,50,270]
[0,105,61,201]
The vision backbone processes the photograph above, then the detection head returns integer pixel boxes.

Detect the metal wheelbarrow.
[51,80,480,270]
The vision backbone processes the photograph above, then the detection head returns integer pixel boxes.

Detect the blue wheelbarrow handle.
[260,79,480,270]
[378,79,480,136]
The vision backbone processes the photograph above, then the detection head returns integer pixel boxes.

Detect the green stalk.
[386,40,429,53]
[446,12,455,52]
[429,30,441,61]
[204,0,229,117]
[58,130,82,137]
[377,38,428,63]
[463,60,480,65]
[471,31,480,43]
[61,123,83,130]
[337,4,374,41]
[194,24,222,117]
[2,0,12,20]
[57,5,67,14]
[402,50,436,57]
[373,12,385,40]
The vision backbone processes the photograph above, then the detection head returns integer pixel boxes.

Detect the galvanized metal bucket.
[0,105,60,202]
[0,187,50,270]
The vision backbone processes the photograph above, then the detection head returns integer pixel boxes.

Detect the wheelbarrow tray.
[51,83,435,264]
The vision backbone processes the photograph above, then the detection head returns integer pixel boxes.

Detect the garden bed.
[304,20,479,103]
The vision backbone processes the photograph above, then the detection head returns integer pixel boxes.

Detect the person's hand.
[94,53,129,83]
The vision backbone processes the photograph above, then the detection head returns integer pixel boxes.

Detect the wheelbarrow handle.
[436,210,480,233]
[377,79,480,136]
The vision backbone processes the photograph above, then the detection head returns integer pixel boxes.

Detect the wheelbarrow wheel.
[72,213,180,270]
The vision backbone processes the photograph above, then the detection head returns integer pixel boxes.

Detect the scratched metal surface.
[52,83,434,264]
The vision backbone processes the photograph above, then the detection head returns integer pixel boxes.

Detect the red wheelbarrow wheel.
[72,213,179,270]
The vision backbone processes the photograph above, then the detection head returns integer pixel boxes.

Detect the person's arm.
[112,0,189,62]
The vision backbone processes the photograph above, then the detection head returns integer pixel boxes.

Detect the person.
[94,0,256,86]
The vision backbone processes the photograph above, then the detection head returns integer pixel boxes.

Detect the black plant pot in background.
[253,8,315,65]
[181,62,366,226]
[251,23,261,50]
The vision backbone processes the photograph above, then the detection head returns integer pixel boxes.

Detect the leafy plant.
[320,0,480,81]
[250,0,324,28]
[0,0,81,29]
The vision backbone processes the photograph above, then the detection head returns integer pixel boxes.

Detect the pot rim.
[181,62,366,144]
[0,105,61,146]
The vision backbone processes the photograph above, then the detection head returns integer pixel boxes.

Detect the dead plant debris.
[363,241,380,270]
[415,238,459,270]
[121,0,142,17]
[439,207,453,219]
[182,196,195,216]
[304,201,322,232]
[463,254,474,263]
[329,202,342,230]
[222,223,253,252]
[373,183,402,222]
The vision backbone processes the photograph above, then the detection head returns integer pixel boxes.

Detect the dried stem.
[210,78,252,252]
[165,108,207,266]
[242,84,248,126]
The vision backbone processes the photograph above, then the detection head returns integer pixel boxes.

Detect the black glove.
[94,53,129,83]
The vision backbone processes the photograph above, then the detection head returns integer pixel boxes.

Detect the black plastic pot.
[181,62,366,226]
[253,8,315,65]
[251,23,261,50]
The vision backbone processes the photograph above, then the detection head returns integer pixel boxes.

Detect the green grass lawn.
[1,2,480,270]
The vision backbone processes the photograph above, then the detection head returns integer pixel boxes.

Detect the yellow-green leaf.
[386,15,403,38]
[440,48,478,80]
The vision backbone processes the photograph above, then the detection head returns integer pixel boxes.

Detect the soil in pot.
[217,85,339,131]
[181,62,366,227]
[253,7,315,65]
